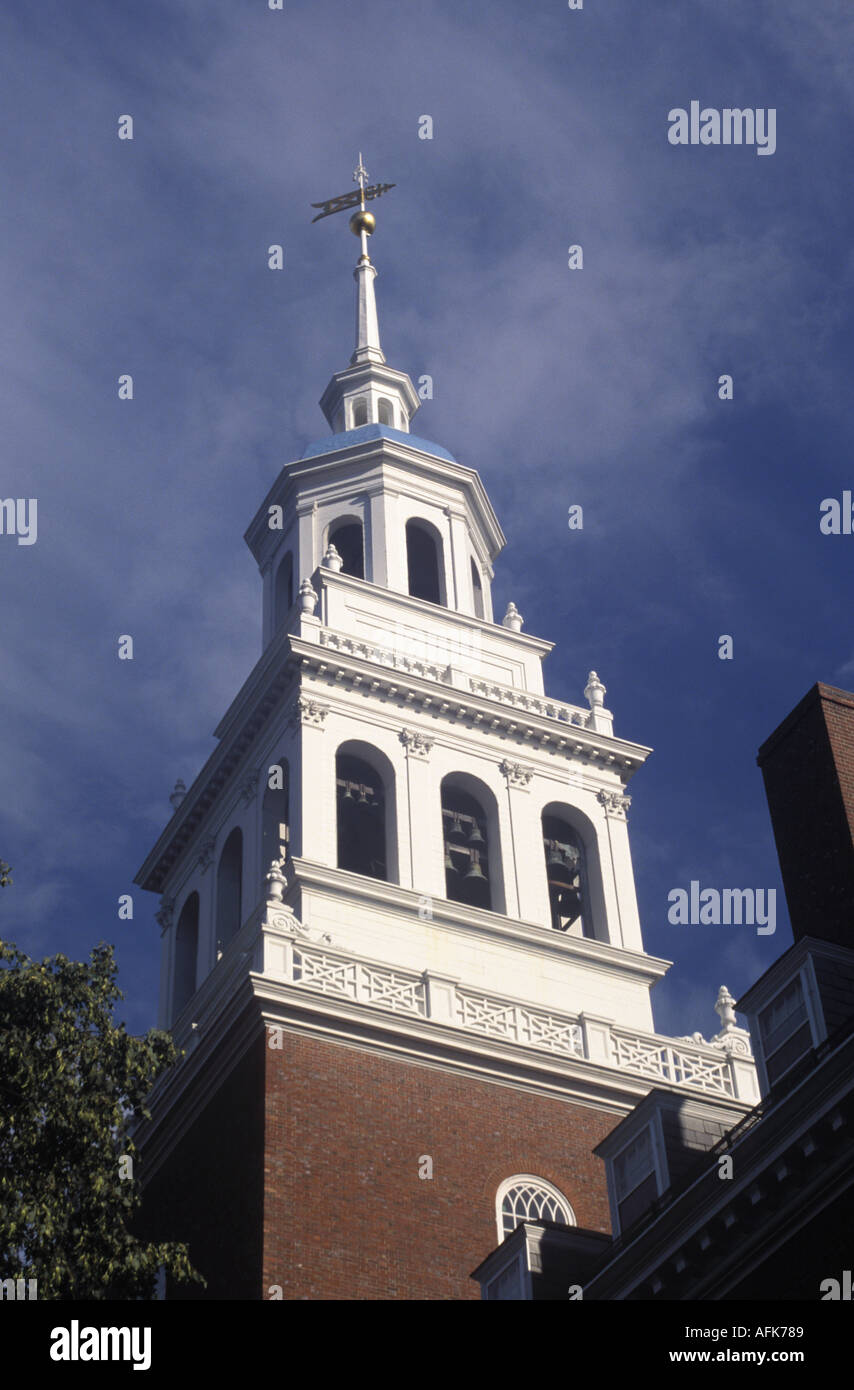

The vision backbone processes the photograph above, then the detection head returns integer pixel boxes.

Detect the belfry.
[135,162,757,1300]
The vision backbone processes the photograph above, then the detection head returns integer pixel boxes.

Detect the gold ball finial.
[349,209,376,237]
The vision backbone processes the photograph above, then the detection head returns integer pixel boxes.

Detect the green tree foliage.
[0,939,203,1299]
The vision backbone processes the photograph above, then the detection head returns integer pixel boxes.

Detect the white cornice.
[244,435,505,563]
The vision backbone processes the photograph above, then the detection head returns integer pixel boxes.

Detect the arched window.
[406,519,443,606]
[336,749,388,881]
[216,827,243,947]
[352,397,368,427]
[262,761,289,873]
[328,518,364,579]
[441,778,493,911]
[173,892,199,1017]
[471,558,484,619]
[274,552,293,630]
[542,813,592,936]
[377,397,394,426]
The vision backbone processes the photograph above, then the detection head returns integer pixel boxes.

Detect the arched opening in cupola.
[406,518,444,606]
[471,558,485,619]
[377,397,394,426]
[335,745,395,882]
[328,517,365,579]
[352,397,369,427]
[541,811,592,936]
[274,551,294,630]
[216,827,243,948]
[262,760,289,875]
[440,776,501,912]
[173,892,199,1018]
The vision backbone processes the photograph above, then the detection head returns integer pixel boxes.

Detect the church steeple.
[316,156,420,435]
[350,154,384,367]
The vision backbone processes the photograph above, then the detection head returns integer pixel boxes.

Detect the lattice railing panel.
[611,1031,733,1096]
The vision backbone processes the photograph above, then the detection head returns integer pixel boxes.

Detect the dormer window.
[759,976,813,1086]
[613,1127,659,1232]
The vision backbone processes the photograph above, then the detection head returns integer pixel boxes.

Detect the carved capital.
[155,897,175,933]
[240,770,260,805]
[289,697,330,729]
[499,759,534,789]
[597,789,631,818]
[399,728,435,760]
[197,836,216,873]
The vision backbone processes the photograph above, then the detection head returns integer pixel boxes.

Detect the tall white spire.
[317,155,419,435]
[350,154,385,366]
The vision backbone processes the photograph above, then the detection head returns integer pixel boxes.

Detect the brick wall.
[757,683,854,946]
[139,1034,265,1300]
[263,1028,617,1301]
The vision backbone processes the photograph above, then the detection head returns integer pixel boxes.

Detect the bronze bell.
[465,850,485,880]
[449,813,465,840]
[468,820,485,847]
[546,843,566,870]
[444,844,456,872]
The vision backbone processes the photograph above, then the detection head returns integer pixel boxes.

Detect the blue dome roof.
[300,423,457,465]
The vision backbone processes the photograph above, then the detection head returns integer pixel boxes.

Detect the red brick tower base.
[141,1026,617,1301]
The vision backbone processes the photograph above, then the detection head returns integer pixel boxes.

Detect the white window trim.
[754,964,822,1093]
[494,1174,575,1246]
[607,1115,668,1237]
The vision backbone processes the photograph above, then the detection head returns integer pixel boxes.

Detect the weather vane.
[311,154,395,241]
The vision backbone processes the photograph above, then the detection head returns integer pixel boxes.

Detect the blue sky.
[1,0,852,1041]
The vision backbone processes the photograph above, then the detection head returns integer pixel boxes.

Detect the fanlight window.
[336,752,387,881]
[542,814,591,936]
[328,519,364,579]
[441,783,491,911]
[497,1177,574,1242]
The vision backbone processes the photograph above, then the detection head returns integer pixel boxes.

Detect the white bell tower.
[134,163,757,1301]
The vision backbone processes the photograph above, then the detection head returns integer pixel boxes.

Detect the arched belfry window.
[352,397,368,427]
[377,397,394,426]
[441,778,493,911]
[496,1176,575,1244]
[542,813,591,936]
[262,761,289,873]
[274,552,294,630]
[406,519,444,606]
[328,518,364,580]
[216,827,243,948]
[173,892,199,1018]
[336,749,389,881]
[471,558,485,619]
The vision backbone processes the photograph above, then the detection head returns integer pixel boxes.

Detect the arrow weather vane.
[310,153,395,230]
